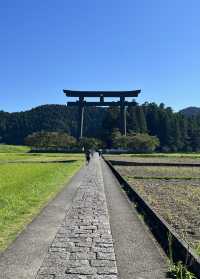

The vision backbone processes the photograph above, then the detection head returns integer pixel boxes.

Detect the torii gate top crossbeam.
[64,89,141,98]
[63,88,141,138]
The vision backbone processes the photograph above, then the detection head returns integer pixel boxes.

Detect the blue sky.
[0,0,200,112]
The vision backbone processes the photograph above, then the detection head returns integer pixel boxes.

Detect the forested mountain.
[0,105,106,144]
[1,103,200,151]
[180,107,200,117]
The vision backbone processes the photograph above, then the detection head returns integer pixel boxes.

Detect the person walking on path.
[98,149,102,157]
[85,150,90,165]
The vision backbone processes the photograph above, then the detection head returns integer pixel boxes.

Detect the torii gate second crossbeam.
[63,89,141,139]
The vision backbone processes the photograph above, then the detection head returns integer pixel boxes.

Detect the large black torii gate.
[63,89,141,139]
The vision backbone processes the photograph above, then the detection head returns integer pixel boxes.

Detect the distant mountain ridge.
[180,107,200,117]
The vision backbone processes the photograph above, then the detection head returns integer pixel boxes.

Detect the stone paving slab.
[36,155,118,279]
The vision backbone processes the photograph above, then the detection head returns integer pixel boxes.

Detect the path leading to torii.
[0,154,167,279]
[36,154,118,278]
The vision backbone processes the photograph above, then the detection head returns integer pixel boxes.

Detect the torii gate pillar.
[120,96,126,136]
[78,96,84,139]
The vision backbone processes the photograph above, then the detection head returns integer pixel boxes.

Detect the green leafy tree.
[111,131,159,152]
[79,137,103,150]
[127,133,160,152]
[25,132,76,148]
[111,129,129,148]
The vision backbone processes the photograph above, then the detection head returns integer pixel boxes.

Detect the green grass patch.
[194,242,200,257]
[0,152,84,163]
[0,160,83,251]
[0,144,30,153]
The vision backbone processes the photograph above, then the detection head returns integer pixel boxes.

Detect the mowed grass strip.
[0,144,30,153]
[0,152,84,163]
[0,160,83,251]
[0,145,84,163]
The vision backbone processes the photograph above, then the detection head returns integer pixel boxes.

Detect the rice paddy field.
[105,154,200,256]
[0,144,84,251]
[106,153,200,165]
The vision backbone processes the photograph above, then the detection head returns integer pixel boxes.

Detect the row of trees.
[1,102,200,152]
[25,132,103,151]
[24,131,159,153]
[102,103,200,151]
[25,132,76,149]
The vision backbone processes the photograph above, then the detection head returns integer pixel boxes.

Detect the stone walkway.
[36,155,118,279]
[0,153,168,279]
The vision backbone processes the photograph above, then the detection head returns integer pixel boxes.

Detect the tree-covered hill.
[0,105,106,144]
[1,102,200,152]
[180,107,200,117]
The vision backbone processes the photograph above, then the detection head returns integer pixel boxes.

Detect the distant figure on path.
[85,150,90,164]
[98,149,102,157]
